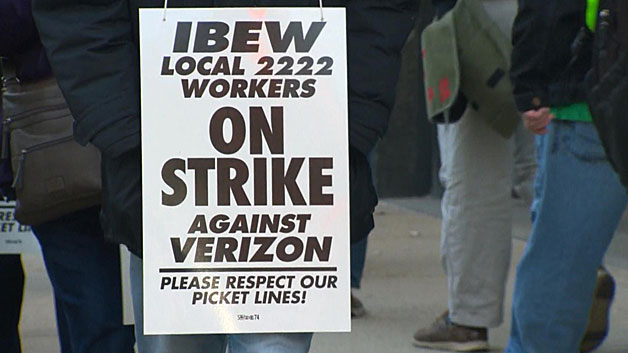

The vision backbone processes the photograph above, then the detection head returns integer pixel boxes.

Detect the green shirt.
[549,2,597,122]
[551,102,593,123]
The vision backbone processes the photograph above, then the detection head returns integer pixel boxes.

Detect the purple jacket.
[0,0,51,81]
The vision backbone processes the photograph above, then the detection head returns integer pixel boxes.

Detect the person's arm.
[32,0,140,158]
[510,0,585,112]
[346,0,417,155]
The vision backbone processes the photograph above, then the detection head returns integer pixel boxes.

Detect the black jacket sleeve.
[32,0,140,158]
[510,0,586,111]
[345,1,417,155]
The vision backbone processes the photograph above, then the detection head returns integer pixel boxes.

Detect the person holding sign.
[33,0,417,352]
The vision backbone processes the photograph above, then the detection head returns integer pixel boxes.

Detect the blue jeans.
[505,121,627,353]
[529,134,546,222]
[351,237,368,289]
[350,150,375,289]
[129,255,312,353]
[32,207,135,353]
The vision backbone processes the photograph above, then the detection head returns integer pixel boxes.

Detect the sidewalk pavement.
[18,197,628,353]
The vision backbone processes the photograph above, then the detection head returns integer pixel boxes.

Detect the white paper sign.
[140,8,350,334]
[0,201,39,254]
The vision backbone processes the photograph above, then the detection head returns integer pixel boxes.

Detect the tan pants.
[438,107,514,328]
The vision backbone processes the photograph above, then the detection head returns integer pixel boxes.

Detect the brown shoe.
[580,267,616,352]
[351,293,367,318]
[413,311,489,352]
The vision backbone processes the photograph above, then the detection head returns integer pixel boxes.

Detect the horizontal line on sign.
[159,267,337,273]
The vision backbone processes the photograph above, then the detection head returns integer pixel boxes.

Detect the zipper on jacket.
[598,9,611,61]
[12,135,74,190]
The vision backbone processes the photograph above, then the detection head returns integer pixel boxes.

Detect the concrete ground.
[17,197,628,353]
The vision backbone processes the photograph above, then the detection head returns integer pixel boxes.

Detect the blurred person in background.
[413,0,531,350]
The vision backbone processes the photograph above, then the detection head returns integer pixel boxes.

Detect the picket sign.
[0,200,39,254]
[139,8,350,334]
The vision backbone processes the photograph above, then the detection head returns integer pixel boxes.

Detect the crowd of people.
[1,0,627,352]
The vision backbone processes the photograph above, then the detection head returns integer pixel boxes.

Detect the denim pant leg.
[350,150,375,289]
[350,237,368,289]
[529,134,546,223]
[506,121,627,353]
[0,254,23,353]
[228,333,313,353]
[32,207,135,353]
[129,254,227,353]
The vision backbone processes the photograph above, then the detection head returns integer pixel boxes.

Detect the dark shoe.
[580,267,616,353]
[413,311,489,352]
[351,293,367,318]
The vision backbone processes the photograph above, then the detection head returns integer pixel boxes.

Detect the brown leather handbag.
[1,76,101,225]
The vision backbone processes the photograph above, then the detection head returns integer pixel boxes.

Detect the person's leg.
[228,333,313,353]
[512,121,537,203]
[32,206,135,353]
[505,121,627,353]
[54,298,74,353]
[349,147,378,245]
[349,148,376,317]
[129,254,227,353]
[507,133,546,353]
[0,254,24,353]
[351,237,368,289]
[350,237,368,317]
[529,134,546,222]
[438,108,514,328]
[414,108,513,351]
